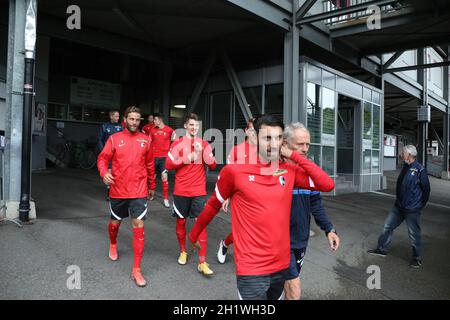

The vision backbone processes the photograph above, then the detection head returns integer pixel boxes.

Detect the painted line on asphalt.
[370,191,450,210]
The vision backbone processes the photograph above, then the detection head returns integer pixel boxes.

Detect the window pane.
[322,87,335,138]
[68,105,82,121]
[373,104,380,149]
[363,149,371,174]
[323,70,335,89]
[372,150,380,173]
[363,102,372,140]
[309,144,321,166]
[372,91,381,105]
[322,146,335,176]
[307,82,321,144]
[337,77,362,98]
[48,103,67,119]
[363,87,371,101]
[307,64,322,84]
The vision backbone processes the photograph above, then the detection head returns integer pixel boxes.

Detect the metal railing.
[322,0,405,26]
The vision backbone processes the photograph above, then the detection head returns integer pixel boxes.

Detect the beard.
[126,123,138,132]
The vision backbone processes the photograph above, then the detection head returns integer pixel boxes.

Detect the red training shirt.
[142,123,154,136]
[165,136,217,197]
[150,125,175,158]
[189,152,334,276]
[97,129,156,199]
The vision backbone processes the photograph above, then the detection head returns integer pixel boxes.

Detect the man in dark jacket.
[98,110,123,152]
[98,110,123,201]
[368,145,430,268]
[282,123,340,300]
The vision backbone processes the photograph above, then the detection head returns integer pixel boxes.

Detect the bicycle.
[50,130,97,170]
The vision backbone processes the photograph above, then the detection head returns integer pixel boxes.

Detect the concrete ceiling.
[37,0,273,50]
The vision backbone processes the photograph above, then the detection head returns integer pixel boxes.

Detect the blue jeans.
[377,206,422,259]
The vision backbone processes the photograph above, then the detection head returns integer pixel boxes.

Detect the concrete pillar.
[283,0,300,125]
[4,0,36,219]
[417,48,429,166]
[442,46,449,179]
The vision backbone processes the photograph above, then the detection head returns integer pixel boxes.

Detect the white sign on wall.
[321,133,335,146]
[384,134,397,157]
[70,77,121,108]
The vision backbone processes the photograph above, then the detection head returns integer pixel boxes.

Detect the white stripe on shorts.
[173,203,184,218]
[109,202,122,221]
[136,207,148,220]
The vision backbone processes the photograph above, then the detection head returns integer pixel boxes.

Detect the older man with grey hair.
[282,122,339,299]
[368,145,430,268]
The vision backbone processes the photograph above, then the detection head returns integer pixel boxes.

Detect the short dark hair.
[109,110,119,117]
[184,113,199,124]
[153,112,162,119]
[254,115,284,135]
[124,106,142,118]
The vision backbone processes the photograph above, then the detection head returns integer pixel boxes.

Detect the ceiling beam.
[224,0,291,31]
[296,0,318,21]
[384,61,450,73]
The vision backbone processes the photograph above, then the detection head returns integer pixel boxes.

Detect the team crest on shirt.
[410,168,418,176]
[136,138,147,148]
[273,169,288,176]
[279,176,286,186]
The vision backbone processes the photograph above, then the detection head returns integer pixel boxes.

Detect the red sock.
[198,229,208,264]
[176,218,187,253]
[108,222,120,245]
[224,232,233,247]
[162,181,169,200]
[132,227,145,269]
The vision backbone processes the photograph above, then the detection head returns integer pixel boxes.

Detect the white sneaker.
[217,240,228,264]
[164,199,170,208]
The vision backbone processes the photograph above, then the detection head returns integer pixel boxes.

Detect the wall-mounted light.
[174,105,186,109]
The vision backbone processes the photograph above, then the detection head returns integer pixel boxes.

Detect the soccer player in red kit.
[150,113,176,207]
[165,113,217,276]
[142,114,155,136]
[189,115,334,299]
[217,117,257,264]
[97,106,156,287]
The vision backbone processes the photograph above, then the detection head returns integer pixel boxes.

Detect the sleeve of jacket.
[290,152,335,192]
[189,165,234,242]
[165,139,185,170]
[97,135,114,178]
[146,141,156,190]
[310,192,334,234]
[419,167,431,206]
[97,124,106,151]
[203,141,217,170]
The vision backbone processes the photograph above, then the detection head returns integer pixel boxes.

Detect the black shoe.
[367,248,387,257]
[410,258,422,268]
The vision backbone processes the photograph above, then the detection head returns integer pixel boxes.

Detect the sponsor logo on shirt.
[248,175,255,182]
[273,169,288,176]
[279,176,286,186]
